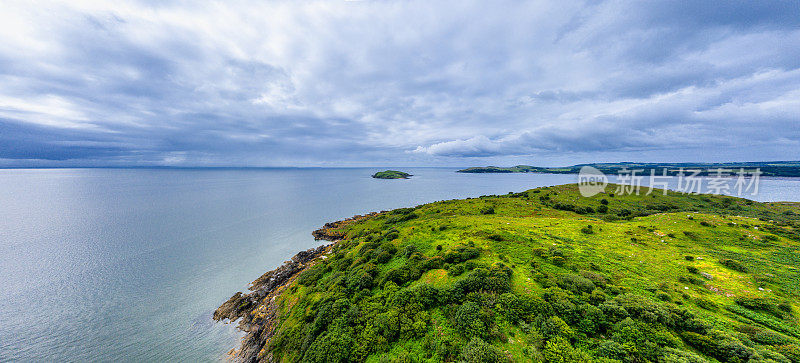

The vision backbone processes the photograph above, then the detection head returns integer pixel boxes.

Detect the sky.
[1,0,799,167]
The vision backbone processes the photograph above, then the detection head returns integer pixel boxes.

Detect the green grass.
[256,184,800,362]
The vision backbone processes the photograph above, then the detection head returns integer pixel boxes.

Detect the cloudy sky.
[1,0,799,167]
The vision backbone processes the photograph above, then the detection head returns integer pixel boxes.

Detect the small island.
[372,170,412,179]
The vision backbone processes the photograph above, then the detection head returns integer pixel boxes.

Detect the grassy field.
[246,184,800,362]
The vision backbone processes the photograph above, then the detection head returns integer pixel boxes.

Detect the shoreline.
[213,212,379,362]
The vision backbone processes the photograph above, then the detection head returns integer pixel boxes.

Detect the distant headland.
[458,161,800,177]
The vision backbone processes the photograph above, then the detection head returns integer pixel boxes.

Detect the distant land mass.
[372,170,413,179]
[458,161,800,177]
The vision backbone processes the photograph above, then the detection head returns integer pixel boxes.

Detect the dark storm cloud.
[0,0,798,166]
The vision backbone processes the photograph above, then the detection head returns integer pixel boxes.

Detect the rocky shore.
[213,212,379,362]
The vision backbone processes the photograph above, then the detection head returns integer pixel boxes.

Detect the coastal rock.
[214,213,372,362]
[212,243,331,362]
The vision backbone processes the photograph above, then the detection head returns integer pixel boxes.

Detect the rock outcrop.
[214,212,378,362]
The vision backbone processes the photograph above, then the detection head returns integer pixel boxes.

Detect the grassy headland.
[373,170,413,179]
[458,161,800,177]
[216,184,800,362]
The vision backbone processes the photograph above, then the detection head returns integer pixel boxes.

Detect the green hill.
[216,184,800,362]
[373,170,413,179]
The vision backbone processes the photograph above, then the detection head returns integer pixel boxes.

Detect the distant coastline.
[457,161,800,177]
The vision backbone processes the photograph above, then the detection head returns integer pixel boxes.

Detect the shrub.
[374,250,392,264]
[481,206,495,215]
[303,326,355,363]
[735,297,786,318]
[660,348,707,363]
[487,234,504,241]
[553,203,577,212]
[556,273,596,294]
[346,271,374,291]
[459,337,506,363]
[774,344,800,362]
[298,264,329,286]
[384,268,408,285]
[600,199,609,205]
[452,267,512,295]
[541,316,574,340]
[443,246,481,263]
[448,263,466,276]
[720,259,748,273]
[687,266,698,274]
[541,337,591,363]
[684,255,695,261]
[597,205,609,213]
[386,212,419,224]
[695,299,718,311]
[682,330,754,362]
[454,302,491,339]
[580,225,594,234]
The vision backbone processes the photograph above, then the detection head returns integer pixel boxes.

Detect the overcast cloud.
[1,0,798,167]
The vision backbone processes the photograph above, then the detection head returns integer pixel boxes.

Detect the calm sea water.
[0,168,798,362]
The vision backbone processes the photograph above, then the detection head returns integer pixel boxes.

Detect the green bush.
[374,250,392,264]
[735,297,787,318]
[556,273,596,294]
[720,259,748,273]
[443,246,481,263]
[540,316,574,340]
[454,301,491,339]
[298,264,329,286]
[541,336,591,363]
[459,337,507,363]
[774,344,800,362]
[448,263,466,276]
[682,330,753,362]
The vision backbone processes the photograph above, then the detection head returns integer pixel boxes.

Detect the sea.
[1,167,798,361]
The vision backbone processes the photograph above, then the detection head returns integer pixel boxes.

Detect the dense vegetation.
[373,170,413,179]
[457,161,800,177]
[244,184,800,362]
